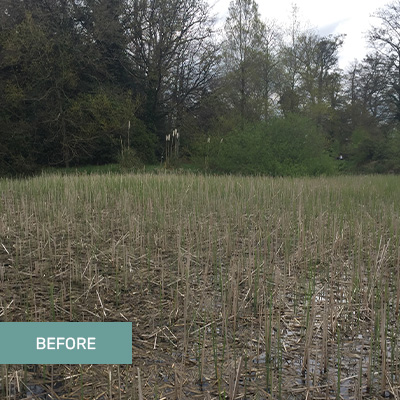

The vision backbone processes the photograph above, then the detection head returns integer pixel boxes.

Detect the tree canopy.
[1,0,400,175]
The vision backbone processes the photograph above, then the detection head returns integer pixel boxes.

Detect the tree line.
[1,0,400,176]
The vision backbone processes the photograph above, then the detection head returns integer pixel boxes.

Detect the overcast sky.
[210,0,390,70]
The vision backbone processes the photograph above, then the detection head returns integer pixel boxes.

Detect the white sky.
[209,0,390,70]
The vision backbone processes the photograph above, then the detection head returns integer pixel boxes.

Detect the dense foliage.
[1,0,400,175]
[197,115,335,176]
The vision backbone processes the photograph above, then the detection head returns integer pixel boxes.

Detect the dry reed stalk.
[228,258,240,331]
[137,368,143,400]
[117,365,122,400]
[322,289,328,374]
[200,326,207,382]
[109,367,112,400]
[183,251,191,359]
[354,358,363,400]
[3,365,9,399]
[330,273,336,336]
[381,300,387,392]
[395,244,400,315]
[96,289,107,318]
[367,295,375,392]
[228,356,243,400]
[174,363,183,399]
[385,372,399,400]
[302,294,316,382]
[313,351,318,389]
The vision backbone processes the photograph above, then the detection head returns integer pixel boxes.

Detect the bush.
[205,114,336,176]
[118,147,144,171]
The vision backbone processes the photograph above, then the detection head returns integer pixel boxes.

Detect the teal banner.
[0,322,132,364]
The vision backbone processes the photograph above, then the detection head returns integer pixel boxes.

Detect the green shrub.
[118,147,144,171]
[205,114,336,176]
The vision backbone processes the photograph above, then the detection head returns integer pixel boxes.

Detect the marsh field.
[1,172,400,400]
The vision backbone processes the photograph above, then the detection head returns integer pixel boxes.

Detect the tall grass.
[1,173,400,398]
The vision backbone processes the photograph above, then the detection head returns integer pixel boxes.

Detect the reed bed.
[1,173,400,399]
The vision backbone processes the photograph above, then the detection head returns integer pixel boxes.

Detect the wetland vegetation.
[1,172,400,399]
